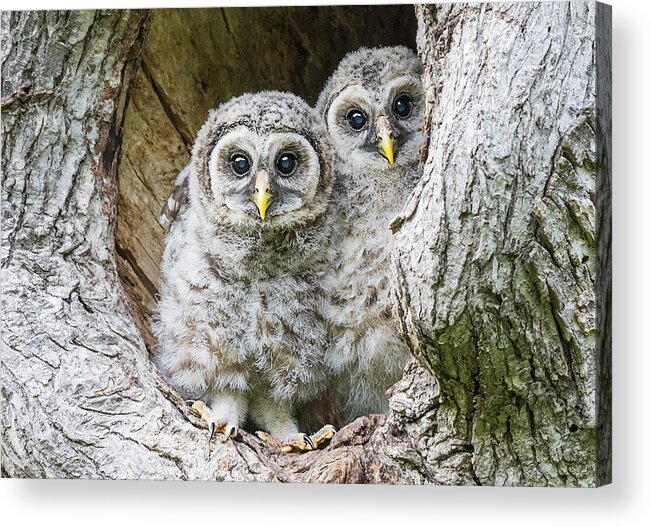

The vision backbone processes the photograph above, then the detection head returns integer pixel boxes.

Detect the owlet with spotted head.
[154,91,336,451]
[316,46,424,423]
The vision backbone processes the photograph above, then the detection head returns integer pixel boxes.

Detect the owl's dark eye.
[230,153,250,176]
[392,94,413,118]
[346,108,367,131]
[277,152,297,176]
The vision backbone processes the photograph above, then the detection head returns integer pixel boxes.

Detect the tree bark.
[1,4,610,486]
[392,1,611,486]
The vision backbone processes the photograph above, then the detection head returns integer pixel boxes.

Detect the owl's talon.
[191,400,209,420]
[209,422,217,441]
[280,433,315,452]
[256,430,280,448]
[191,400,231,441]
[309,424,337,448]
[256,431,315,453]
[255,430,270,442]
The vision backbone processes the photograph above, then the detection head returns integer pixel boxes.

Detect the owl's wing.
[159,164,190,227]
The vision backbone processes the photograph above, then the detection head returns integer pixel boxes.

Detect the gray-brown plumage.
[316,46,424,422]
[159,165,189,227]
[154,91,335,450]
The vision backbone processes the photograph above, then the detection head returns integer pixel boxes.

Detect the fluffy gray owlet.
[154,91,336,451]
[315,46,424,423]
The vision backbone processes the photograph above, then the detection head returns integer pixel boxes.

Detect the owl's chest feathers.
[203,271,328,399]
[171,218,329,391]
[331,164,416,280]
[326,162,418,332]
[207,218,330,280]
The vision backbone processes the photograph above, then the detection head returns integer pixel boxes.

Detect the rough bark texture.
[392,1,611,486]
[1,4,610,485]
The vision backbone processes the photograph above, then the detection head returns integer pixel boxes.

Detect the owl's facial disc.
[208,129,323,227]
[327,77,422,171]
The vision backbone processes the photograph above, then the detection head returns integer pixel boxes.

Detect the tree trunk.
[1,3,610,486]
[392,1,611,486]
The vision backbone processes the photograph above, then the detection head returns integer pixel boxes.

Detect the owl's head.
[190,91,333,230]
[316,46,423,173]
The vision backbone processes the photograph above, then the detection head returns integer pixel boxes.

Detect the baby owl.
[316,46,424,423]
[154,91,336,451]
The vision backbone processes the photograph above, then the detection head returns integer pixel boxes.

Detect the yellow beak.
[376,116,395,166]
[253,170,272,220]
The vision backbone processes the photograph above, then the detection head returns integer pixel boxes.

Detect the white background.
[1,0,648,524]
